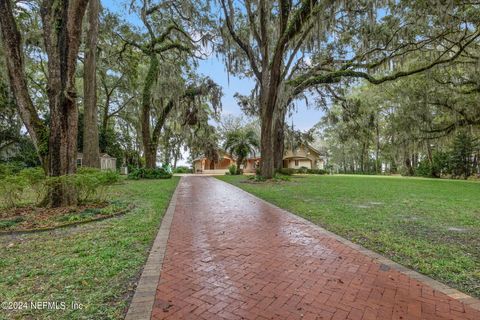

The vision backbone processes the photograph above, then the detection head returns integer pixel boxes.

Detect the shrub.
[96,170,121,186]
[228,164,239,175]
[0,167,120,207]
[74,173,101,203]
[414,160,432,177]
[19,167,46,203]
[307,168,328,175]
[0,162,24,178]
[44,169,121,203]
[128,167,172,180]
[172,166,192,174]
[0,175,28,208]
[274,173,291,181]
[247,174,267,182]
[278,168,295,176]
[297,166,309,174]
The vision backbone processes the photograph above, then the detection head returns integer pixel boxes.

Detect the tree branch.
[220,0,262,80]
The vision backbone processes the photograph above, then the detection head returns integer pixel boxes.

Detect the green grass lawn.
[217,174,480,297]
[0,177,179,320]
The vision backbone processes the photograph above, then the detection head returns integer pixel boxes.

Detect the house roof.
[304,144,322,156]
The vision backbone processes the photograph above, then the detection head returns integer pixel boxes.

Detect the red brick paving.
[151,177,480,320]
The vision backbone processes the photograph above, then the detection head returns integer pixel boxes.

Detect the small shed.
[77,153,117,171]
[100,153,117,170]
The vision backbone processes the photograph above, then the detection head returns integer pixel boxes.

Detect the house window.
[294,160,299,166]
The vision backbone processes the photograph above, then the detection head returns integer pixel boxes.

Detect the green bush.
[415,160,433,177]
[0,162,24,178]
[297,166,309,174]
[278,168,295,175]
[247,174,267,182]
[0,175,28,208]
[307,168,328,175]
[128,167,172,180]
[172,166,192,174]
[274,173,291,181]
[0,167,120,207]
[228,164,239,175]
[71,167,121,202]
[19,167,46,203]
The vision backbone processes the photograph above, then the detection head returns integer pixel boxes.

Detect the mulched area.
[0,201,128,232]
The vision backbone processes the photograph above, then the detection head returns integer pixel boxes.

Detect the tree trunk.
[141,54,159,169]
[236,157,243,174]
[82,0,100,168]
[405,152,414,176]
[173,150,179,169]
[260,106,275,178]
[425,141,436,177]
[0,0,48,167]
[259,55,283,179]
[144,145,157,168]
[273,106,286,171]
[360,143,366,173]
[1,0,89,207]
[375,118,380,174]
[43,0,89,206]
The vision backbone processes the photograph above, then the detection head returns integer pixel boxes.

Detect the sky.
[101,0,325,164]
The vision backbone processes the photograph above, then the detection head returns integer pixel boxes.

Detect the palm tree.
[224,129,259,174]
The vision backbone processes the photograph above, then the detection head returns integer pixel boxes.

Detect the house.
[242,144,325,173]
[282,144,325,170]
[192,144,324,174]
[77,153,117,171]
[192,151,235,174]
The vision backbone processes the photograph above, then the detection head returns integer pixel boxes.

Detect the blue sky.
[102,0,324,131]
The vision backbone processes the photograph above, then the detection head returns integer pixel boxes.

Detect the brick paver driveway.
[151,177,479,320]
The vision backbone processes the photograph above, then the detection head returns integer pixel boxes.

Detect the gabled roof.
[305,144,322,156]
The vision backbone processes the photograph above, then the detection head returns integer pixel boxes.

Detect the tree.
[82,0,101,168]
[224,128,259,174]
[218,0,480,178]
[451,131,475,178]
[0,0,89,206]
[119,0,220,168]
[317,50,480,177]
[95,11,140,159]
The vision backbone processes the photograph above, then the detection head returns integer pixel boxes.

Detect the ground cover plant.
[0,177,179,319]
[217,174,480,297]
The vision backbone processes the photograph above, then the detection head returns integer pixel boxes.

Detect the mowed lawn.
[0,178,179,320]
[217,174,480,297]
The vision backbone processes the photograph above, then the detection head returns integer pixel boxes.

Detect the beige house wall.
[283,145,323,169]
[192,145,324,174]
[285,159,312,169]
[193,156,234,173]
[243,159,260,173]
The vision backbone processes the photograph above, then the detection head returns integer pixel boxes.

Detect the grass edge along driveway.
[217,174,480,298]
[0,177,179,320]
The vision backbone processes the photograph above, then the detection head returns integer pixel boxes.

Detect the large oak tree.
[218,0,480,178]
[0,0,89,206]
